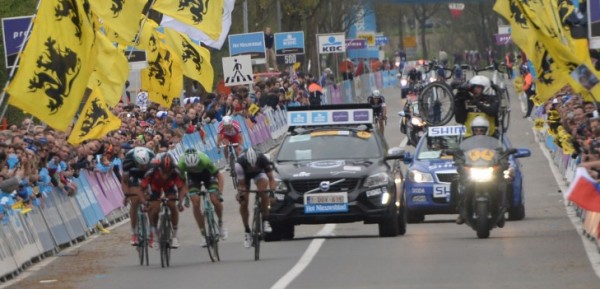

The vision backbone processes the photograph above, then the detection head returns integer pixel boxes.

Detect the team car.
[403,125,529,223]
[267,104,407,240]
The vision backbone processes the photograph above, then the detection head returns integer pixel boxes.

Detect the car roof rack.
[286,104,374,133]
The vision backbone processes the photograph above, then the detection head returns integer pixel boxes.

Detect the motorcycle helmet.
[471,116,490,136]
[468,75,494,95]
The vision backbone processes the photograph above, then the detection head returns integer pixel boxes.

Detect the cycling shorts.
[148,187,178,201]
[186,171,219,195]
[234,163,268,185]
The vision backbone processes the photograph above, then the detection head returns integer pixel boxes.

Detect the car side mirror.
[513,148,531,158]
[402,152,413,164]
[385,147,405,161]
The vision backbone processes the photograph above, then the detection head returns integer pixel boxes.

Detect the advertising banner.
[228,32,266,58]
[590,0,600,48]
[317,33,346,54]
[274,31,304,55]
[1,15,33,68]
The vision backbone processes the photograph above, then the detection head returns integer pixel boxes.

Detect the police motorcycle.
[447,132,530,239]
[399,87,427,146]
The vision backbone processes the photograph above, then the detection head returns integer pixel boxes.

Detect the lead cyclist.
[367,89,387,134]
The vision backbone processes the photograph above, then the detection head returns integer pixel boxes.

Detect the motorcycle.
[448,135,530,239]
[399,88,427,146]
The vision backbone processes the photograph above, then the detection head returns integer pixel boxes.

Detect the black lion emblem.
[79,97,110,137]
[28,37,81,114]
[111,0,125,17]
[181,36,203,71]
[55,0,84,41]
[178,0,210,24]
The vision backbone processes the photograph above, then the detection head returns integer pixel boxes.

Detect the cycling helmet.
[158,153,175,174]
[469,75,493,95]
[372,89,381,97]
[183,148,200,167]
[245,147,258,167]
[222,115,233,126]
[471,116,490,135]
[133,147,151,166]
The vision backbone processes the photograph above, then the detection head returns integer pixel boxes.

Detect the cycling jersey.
[367,96,387,116]
[122,147,155,187]
[177,152,219,193]
[217,121,242,137]
[236,152,272,181]
[140,168,185,200]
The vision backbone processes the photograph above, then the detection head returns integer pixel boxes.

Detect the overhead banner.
[274,31,305,55]
[317,33,346,54]
[228,32,266,59]
[1,15,33,68]
[590,0,600,49]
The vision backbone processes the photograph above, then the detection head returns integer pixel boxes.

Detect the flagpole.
[0,0,42,121]
[127,0,158,61]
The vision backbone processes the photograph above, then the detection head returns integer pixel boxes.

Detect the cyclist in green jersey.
[178,149,227,240]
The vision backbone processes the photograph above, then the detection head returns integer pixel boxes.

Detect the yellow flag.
[134,18,161,59]
[140,45,183,108]
[89,0,146,45]
[153,0,224,41]
[6,0,96,131]
[68,89,121,145]
[163,28,214,92]
[88,32,130,107]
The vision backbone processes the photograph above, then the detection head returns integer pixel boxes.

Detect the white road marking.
[399,136,408,148]
[270,224,336,289]
[533,128,600,278]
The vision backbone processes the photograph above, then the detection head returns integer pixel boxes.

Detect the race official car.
[403,125,528,223]
[267,104,407,240]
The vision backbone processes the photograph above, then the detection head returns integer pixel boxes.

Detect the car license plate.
[304,192,348,214]
[433,184,450,198]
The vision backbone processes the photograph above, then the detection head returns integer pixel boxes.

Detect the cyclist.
[235,147,276,248]
[178,148,228,241]
[454,75,500,138]
[217,115,243,163]
[367,89,387,134]
[121,146,155,246]
[139,153,188,248]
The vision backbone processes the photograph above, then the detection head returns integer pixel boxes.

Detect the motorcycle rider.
[367,89,387,134]
[454,75,500,138]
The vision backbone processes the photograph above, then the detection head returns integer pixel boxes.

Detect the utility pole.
[243,0,248,33]
[277,0,282,32]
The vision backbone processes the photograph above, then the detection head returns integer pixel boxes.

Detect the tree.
[411,3,442,60]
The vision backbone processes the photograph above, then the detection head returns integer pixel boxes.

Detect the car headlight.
[274,177,288,192]
[468,167,495,182]
[400,79,408,87]
[364,172,390,187]
[411,117,423,126]
[408,170,434,183]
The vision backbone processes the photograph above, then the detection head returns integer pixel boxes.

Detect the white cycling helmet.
[469,75,494,95]
[222,115,233,126]
[133,147,151,166]
[372,89,381,97]
[246,147,258,167]
[183,148,200,167]
[471,116,490,135]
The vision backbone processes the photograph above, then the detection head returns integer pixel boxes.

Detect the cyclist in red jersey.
[139,153,188,248]
[217,116,244,160]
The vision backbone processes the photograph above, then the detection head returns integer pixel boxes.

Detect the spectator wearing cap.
[340,58,354,81]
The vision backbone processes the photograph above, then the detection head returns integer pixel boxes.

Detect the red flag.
[565,168,600,212]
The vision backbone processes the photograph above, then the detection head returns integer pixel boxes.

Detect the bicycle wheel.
[500,89,511,132]
[418,82,455,126]
[137,212,149,266]
[204,203,220,262]
[229,153,238,190]
[160,208,171,268]
[252,204,262,261]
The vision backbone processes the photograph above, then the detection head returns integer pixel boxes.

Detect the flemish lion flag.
[153,0,224,41]
[133,18,161,59]
[163,28,214,92]
[89,0,147,46]
[140,45,183,108]
[68,89,121,145]
[6,0,96,131]
[88,32,130,107]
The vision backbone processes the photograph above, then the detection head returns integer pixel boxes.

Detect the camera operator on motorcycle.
[454,75,500,138]
[368,89,387,134]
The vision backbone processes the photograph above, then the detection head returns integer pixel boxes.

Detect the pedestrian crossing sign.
[222,55,254,87]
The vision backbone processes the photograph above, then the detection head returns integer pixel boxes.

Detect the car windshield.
[277,130,381,161]
[417,135,461,160]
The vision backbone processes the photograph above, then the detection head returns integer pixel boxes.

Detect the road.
[5,78,600,289]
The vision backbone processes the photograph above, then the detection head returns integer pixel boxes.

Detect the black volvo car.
[267,104,407,241]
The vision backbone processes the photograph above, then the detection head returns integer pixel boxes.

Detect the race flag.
[140,45,183,108]
[153,0,224,41]
[163,28,214,92]
[564,168,600,212]
[68,89,121,145]
[89,0,147,45]
[160,0,235,49]
[133,18,161,59]
[6,0,97,131]
[88,32,130,107]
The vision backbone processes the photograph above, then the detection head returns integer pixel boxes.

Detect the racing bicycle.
[472,63,512,132]
[373,113,386,135]
[220,143,239,189]
[197,189,220,262]
[135,203,149,266]
[240,190,272,261]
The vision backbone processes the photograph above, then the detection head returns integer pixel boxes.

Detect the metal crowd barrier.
[322,70,399,105]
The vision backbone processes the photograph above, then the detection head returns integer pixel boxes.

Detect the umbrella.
[308,83,323,93]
